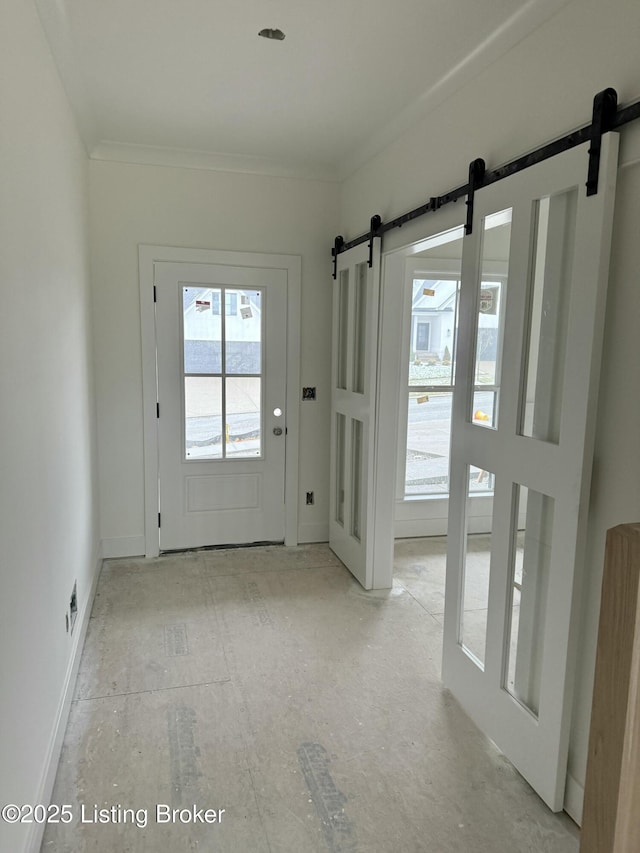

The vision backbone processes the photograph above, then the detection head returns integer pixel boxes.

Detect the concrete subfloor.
[42,538,579,852]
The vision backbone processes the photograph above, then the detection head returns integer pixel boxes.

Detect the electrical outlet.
[306,491,314,505]
[69,582,78,635]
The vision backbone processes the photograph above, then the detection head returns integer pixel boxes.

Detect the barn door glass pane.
[470,209,511,429]
[351,419,363,541]
[520,190,577,444]
[460,466,496,668]
[505,484,554,717]
[336,413,346,525]
[337,269,349,390]
[353,263,367,394]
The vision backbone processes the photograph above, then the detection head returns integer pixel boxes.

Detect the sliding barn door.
[443,134,619,810]
[329,240,393,590]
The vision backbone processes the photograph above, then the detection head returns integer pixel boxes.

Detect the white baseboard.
[394,515,494,539]
[26,541,103,853]
[564,772,584,827]
[297,521,329,544]
[394,518,448,538]
[101,534,146,559]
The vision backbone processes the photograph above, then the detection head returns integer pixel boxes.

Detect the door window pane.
[210,291,238,315]
[185,377,222,459]
[404,276,497,499]
[182,285,264,461]
[470,209,511,430]
[224,289,262,374]
[183,287,222,373]
[225,377,261,457]
[408,279,458,387]
[405,391,452,496]
[505,485,554,718]
[404,277,461,498]
[520,191,576,444]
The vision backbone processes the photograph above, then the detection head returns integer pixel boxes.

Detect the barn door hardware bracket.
[331,86,640,265]
[465,158,486,236]
[331,235,344,279]
[368,215,382,267]
[586,87,618,196]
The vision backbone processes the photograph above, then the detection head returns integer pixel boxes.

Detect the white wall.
[339,0,640,821]
[0,2,100,851]
[89,162,339,554]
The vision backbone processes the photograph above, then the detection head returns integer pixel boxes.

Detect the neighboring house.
[411,278,502,363]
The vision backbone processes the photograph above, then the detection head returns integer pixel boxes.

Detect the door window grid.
[182,285,264,461]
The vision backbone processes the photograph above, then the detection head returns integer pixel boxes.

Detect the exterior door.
[329,240,393,590]
[443,134,619,810]
[155,261,288,550]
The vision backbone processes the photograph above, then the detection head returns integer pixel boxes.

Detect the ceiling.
[36,0,570,179]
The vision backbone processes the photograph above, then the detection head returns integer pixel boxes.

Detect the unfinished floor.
[42,538,579,852]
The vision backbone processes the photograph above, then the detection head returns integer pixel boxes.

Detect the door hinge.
[158,512,161,528]
[153,285,157,302]
[157,402,160,418]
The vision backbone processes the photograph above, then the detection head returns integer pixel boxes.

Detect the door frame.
[394,254,507,538]
[139,244,301,558]
[377,205,484,541]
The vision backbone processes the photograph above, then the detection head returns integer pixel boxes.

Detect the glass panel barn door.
[329,240,393,590]
[443,134,619,810]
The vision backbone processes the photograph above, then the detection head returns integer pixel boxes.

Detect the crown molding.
[90,141,339,183]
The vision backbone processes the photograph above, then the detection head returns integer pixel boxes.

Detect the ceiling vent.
[258,28,285,41]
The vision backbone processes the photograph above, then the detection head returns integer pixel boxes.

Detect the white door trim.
[139,244,301,557]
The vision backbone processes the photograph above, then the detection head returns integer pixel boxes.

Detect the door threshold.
[160,539,285,555]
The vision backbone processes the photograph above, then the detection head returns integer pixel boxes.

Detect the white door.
[155,261,288,551]
[329,240,394,590]
[443,134,619,810]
